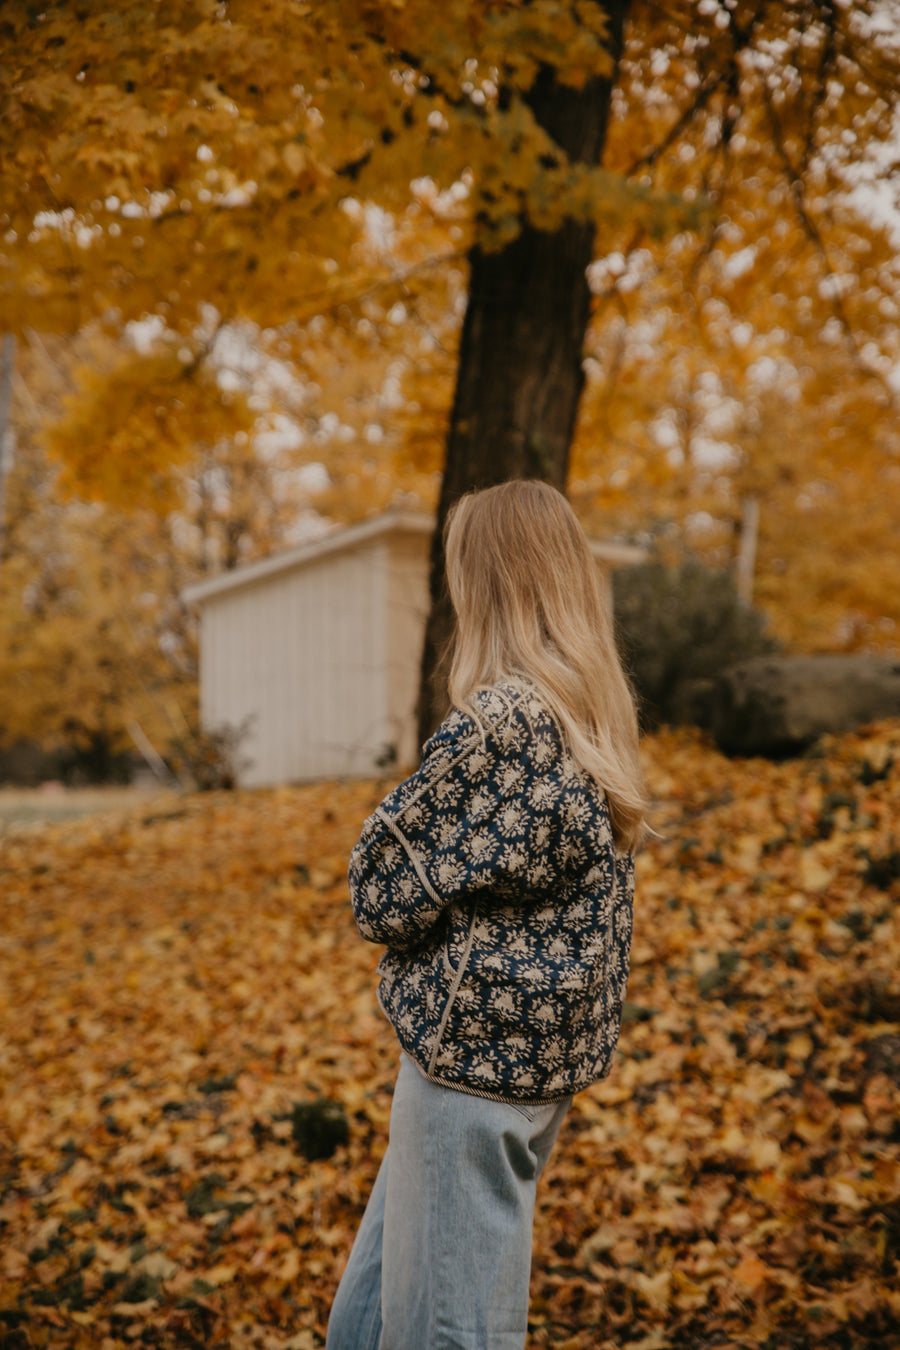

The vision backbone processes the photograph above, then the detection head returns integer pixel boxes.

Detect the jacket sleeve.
[348,697,568,950]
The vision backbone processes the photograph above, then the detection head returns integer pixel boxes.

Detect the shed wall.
[199,541,389,784]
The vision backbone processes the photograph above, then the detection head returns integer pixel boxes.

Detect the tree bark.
[416,0,630,743]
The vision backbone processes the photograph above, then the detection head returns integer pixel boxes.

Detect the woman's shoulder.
[469,677,530,720]
[449,679,557,743]
[465,680,574,768]
[419,680,544,762]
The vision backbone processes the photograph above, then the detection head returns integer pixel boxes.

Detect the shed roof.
[182,507,646,607]
[182,509,434,606]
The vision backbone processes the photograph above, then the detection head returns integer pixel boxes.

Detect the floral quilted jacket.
[348,680,635,1104]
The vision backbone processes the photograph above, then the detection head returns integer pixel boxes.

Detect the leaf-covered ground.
[1,724,899,1350]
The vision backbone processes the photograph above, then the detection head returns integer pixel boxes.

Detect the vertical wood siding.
[199,540,389,783]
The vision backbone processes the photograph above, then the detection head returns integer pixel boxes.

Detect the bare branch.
[760,77,896,405]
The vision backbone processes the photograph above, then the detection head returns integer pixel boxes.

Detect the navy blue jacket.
[348,680,634,1103]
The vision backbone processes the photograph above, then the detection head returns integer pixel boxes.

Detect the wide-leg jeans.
[326,1054,570,1350]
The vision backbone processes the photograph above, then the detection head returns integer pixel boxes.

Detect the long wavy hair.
[444,480,647,852]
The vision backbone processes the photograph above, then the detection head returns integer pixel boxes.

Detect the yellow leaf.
[732,1252,769,1292]
[799,851,834,892]
[201,1263,237,1286]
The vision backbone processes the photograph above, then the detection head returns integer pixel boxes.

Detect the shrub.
[168,717,254,791]
[612,556,779,729]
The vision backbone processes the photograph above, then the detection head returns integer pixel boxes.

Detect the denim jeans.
[326,1054,570,1350]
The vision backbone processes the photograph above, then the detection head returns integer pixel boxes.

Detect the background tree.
[570,0,900,652]
[416,1,633,737]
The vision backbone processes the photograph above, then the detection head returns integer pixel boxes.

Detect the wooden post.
[736,495,760,606]
[0,333,16,573]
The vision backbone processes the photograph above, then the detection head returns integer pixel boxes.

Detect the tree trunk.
[416,0,630,743]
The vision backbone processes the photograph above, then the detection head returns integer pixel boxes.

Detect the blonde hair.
[444,480,647,852]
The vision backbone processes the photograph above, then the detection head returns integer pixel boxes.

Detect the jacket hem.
[395,1038,586,1106]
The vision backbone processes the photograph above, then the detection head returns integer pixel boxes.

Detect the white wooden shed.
[183,509,645,786]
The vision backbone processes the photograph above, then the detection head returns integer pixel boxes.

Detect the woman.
[327,480,647,1350]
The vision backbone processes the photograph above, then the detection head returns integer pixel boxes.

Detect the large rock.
[710,655,900,757]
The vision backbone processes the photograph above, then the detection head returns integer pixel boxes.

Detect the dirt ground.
[0,782,181,833]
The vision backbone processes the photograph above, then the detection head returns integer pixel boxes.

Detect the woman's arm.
[348,693,569,950]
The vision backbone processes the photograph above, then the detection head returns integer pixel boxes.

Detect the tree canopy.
[3,1,682,333]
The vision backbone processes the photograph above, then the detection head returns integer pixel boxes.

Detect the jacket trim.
[375,810,443,906]
[413,1055,576,1107]
[426,900,479,1076]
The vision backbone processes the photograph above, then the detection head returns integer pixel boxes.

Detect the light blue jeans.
[326,1054,570,1350]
